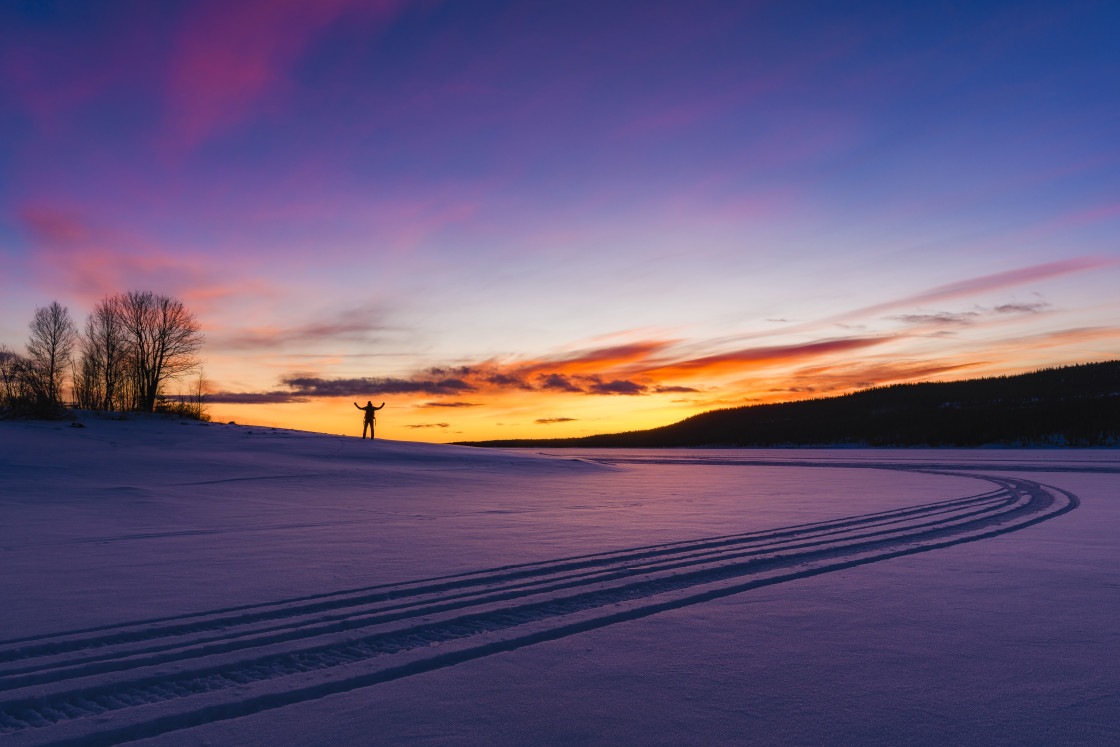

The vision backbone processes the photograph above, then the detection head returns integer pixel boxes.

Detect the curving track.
[0,466,1078,746]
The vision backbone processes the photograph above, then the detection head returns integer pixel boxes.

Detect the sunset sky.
[1,0,1118,441]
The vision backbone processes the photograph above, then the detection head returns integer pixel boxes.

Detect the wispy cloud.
[205,392,310,404]
[780,360,988,394]
[986,325,1120,352]
[162,0,409,149]
[217,307,391,351]
[18,205,259,309]
[528,341,679,375]
[280,375,473,397]
[644,336,896,377]
[535,373,583,392]
[536,417,577,424]
[889,312,980,326]
[889,301,1051,328]
[993,301,1049,314]
[846,257,1115,322]
[585,378,646,395]
[417,401,481,408]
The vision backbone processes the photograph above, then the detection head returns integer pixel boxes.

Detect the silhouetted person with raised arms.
[354,401,385,439]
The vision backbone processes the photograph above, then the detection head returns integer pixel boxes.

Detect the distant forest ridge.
[458,360,1120,448]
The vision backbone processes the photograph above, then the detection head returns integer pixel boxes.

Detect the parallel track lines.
[0,487,1009,668]
[0,469,1078,746]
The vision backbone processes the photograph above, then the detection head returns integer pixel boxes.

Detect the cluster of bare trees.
[0,291,206,419]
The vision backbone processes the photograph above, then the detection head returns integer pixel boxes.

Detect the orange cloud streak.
[639,336,898,379]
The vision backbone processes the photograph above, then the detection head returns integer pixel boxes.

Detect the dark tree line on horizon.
[460,361,1120,449]
[0,291,206,419]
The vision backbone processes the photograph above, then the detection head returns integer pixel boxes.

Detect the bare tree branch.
[116,291,204,412]
[26,301,77,407]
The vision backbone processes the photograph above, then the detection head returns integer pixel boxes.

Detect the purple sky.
[2,0,1118,439]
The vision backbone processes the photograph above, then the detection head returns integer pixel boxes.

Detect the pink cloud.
[843,257,1119,322]
[218,307,389,351]
[784,359,987,394]
[18,205,266,312]
[20,207,96,246]
[1038,201,1120,233]
[163,0,410,149]
[525,341,678,375]
[642,336,897,378]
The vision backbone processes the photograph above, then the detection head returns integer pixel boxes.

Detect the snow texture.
[1,416,1118,745]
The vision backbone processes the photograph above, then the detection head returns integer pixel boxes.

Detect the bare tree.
[0,345,31,414]
[182,369,210,421]
[76,295,131,411]
[72,346,101,410]
[116,291,204,412]
[26,301,77,406]
[0,346,15,407]
[158,369,211,420]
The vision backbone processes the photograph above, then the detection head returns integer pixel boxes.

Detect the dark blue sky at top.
[2,0,1115,211]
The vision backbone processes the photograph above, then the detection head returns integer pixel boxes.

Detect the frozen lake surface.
[1,417,1118,745]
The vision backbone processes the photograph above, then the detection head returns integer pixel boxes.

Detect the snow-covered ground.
[1,415,1117,745]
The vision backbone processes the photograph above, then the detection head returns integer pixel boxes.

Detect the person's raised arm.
[354,402,361,410]
[375,402,385,410]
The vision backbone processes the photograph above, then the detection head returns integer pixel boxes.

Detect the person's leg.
[362,421,369,438]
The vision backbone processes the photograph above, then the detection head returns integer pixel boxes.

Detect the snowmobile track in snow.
[0,466,1078,746]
